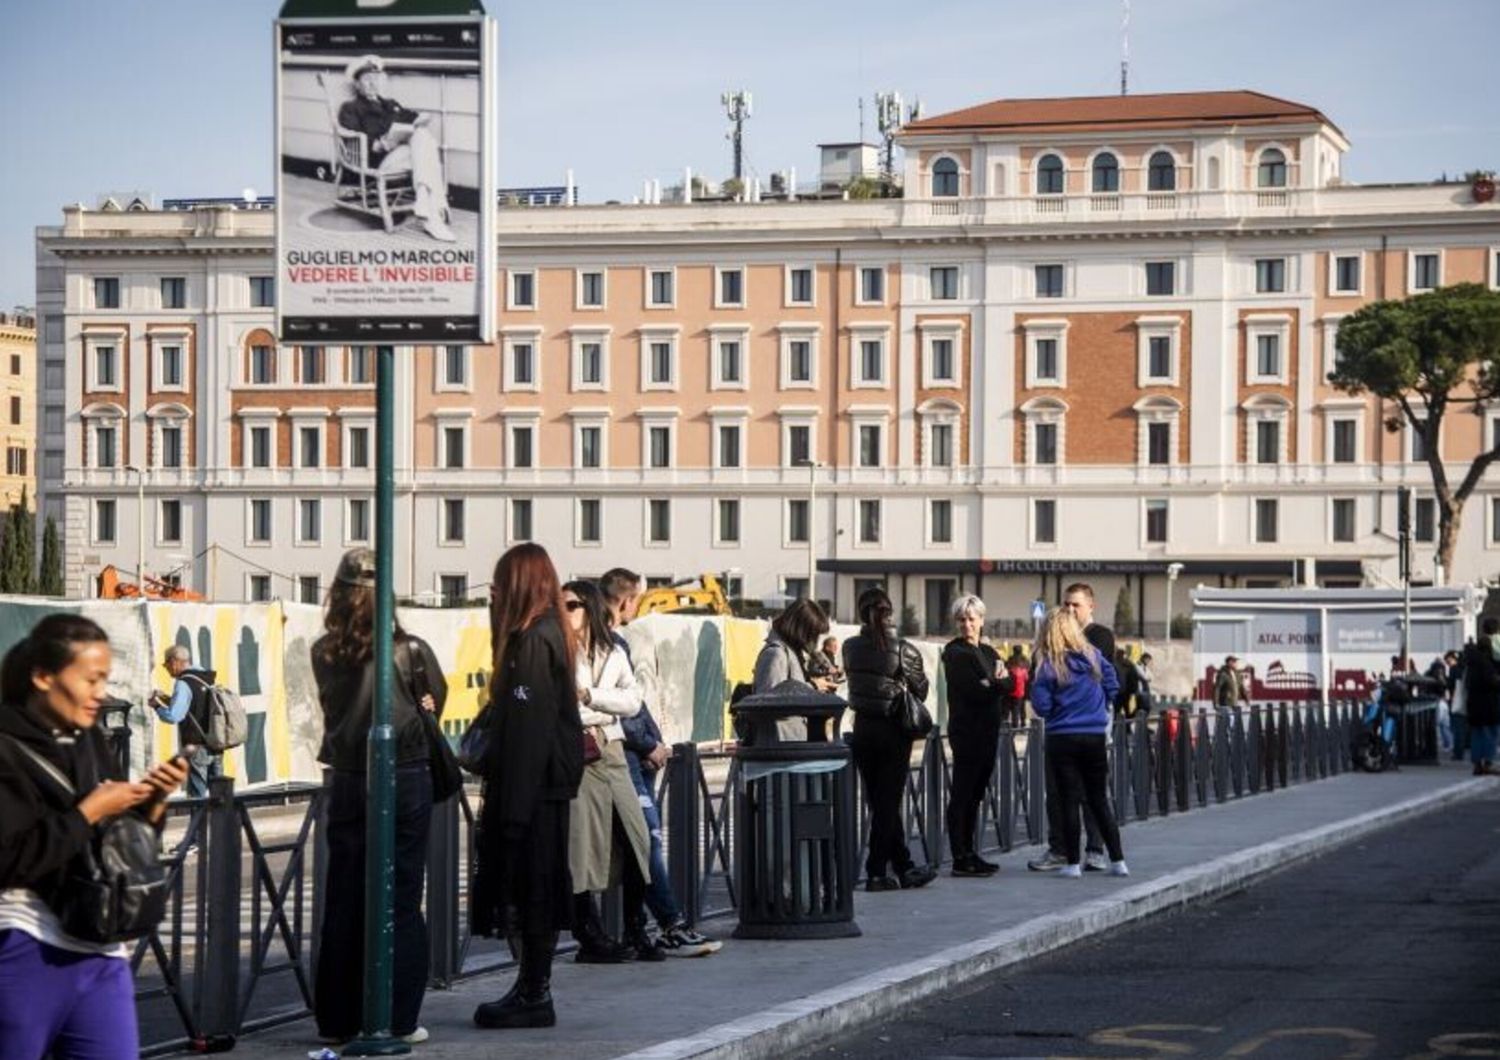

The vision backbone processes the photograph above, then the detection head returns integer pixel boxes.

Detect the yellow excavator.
[633,574,734,618]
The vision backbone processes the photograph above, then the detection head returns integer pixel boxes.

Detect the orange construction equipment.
[96,565,204,602]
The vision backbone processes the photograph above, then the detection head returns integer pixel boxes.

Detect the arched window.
[1147,151,1176,191]
[1036,154,1064,195]
[931,157,959,197]
[1091,152,1119,193]
[1257,147,1287,188]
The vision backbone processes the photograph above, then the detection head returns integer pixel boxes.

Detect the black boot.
[623,911,665,962]
[571,893,633,963]
[473,932,558,1029]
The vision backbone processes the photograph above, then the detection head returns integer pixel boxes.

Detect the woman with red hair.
[471,544,583,1030]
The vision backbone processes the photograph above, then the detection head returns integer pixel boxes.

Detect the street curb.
[615,775,1492,1060]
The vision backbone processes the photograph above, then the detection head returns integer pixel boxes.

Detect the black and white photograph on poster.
[276,19,493,343]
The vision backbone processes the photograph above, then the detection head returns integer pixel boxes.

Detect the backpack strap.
[0,733,78,798]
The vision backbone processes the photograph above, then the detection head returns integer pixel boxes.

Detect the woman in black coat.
[941,594,1012,877]
[471,544,584,1031]
[842,587,937,892]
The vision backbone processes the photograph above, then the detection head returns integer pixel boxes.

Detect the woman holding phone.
[0,613,187,1060]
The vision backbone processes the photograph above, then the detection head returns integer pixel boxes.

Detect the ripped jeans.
[624,750,683,929]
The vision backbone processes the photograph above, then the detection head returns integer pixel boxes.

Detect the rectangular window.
[1034,422,1058,465]
[347,426,369,469]
[250,345,274,385]
[788,424,811,467]
[299,347,324,385]
[1255,258,1286,293]
[8,396,19,425]
[788,267,813,305]
[1256,333,1282,378]
[349,346,374,384]
[718,425,741,469]
[1415,497,1436,543]
[249,499,272,543]
[859,339,883,384]
[1254,498,1279,543]
[719,268,744,307]
[787,498,809,543]
[5,447,26,476]
[249,276,275,307]
[94,277,120,309]
[94,425,117,468]
[648,499,671,543]
[442,426,465,469]
[1410,419,1428,463]
[298,576,320,605]
[95,499,116,543]
[1145,261,1175,296]
[1145,499,1169,543]
[788,339,812,384]
[94,345,116,388]
[929,423,954,467]
[1255,420,1281,464]
[510,426,534,468]
[579,498,602,544]
[858,424,882,468]
[930,266,958,300]
[930,499,953,544]
[929,338,955,382]
[1147,422,1172,465]
[249,574,272,603]
[440,575,467,607]
[160,277,186,309]
[10,355,19,377]
[444,498,467,543]
[1332,498,1356,543]
[1147,335,1172,379]
[579,425,602,469]
[579,341,603,385]
[1332,419,1357,464]
[1413,253,1440,291]
[718,499,741,544]
[649,341,673,385]
[1334,255,1361,294]
[860,266,884,303]
[299,425,321,468]
[159,344,183,387]
[512,343,534,386]
[858,499,881,544]
[348,498,370,543]
[648,269,674,307]
[160,499,182,544]
[1494,498,1500,545]
[579,271,604,307]
[1034,338,1059,382]
[160,425,182,469]
[510,500,534,542]
[443,345,467,387]
[1035,264,1064,298]
[648,426,671,469]
[298,499,321,543]
[718,340,742,384]
[1033,499,1056,544]
[511,271,535,308]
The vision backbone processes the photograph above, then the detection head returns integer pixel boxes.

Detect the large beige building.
[33,90,1500,630]
[0,311,36,510]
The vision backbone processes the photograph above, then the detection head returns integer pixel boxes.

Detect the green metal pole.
[345,344,408,1057]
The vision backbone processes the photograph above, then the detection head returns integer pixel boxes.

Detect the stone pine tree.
[0,489,36,594]
[1113,584,1134,636]
[39,515,63,597]
[1329,283,1500,579]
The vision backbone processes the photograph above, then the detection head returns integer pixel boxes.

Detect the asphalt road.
[804,788,1500,1060]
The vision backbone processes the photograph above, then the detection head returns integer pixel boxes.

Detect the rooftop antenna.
[858,95,866,144]
[721,90,752,182]
[1120,0,1130,96]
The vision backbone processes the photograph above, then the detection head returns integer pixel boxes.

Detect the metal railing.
[135,696,1432,1053]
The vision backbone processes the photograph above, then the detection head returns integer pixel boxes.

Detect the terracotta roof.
[902,90,1339,137]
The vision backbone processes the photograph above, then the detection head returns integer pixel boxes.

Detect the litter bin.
[99,697,133,775]
[1386,674,1444,764]
[730,680,860,940]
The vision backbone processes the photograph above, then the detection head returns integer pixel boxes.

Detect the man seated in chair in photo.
[338,55,456,242]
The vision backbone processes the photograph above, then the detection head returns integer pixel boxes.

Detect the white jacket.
[576,642,643,743]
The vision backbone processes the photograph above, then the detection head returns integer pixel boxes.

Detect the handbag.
[405,639,462,801]
[457,703,493,776]
[580,651,609,764]
[895,640,934,738]
[4,736,169,944]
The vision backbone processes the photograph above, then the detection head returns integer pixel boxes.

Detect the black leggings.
[852,715,915,878]
[1045,733,1123,865]
[946,715,999,859]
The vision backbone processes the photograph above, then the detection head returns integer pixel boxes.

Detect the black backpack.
[4,736,169,943]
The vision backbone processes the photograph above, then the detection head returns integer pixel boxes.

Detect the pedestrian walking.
[1113,647,1140,716]
[843,586,937,891]
[1004,647,1030,728]
[149,645,220,796]
[0,614,187,1060]
[472,544,584,1030]
[310,547,447,1046]
[1213,655,1248,709]
[1134,652,1157,717]
[1463,618,1500,776]
[942,594,1012,877]
[1029,607,1128,880]
[1444,650,1468,761]
[560,580,654,963]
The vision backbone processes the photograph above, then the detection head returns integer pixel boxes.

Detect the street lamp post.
[1165,562,1184,640]
[802,460,821,601]
[125,465,145,589]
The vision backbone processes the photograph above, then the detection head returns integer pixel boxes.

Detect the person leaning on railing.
[941,594,1013,878]
[0,614,187,1060]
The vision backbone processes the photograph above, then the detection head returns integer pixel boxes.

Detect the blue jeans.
[624,750,682,928]
[185,745,221,798]
[1469,724,1497,766]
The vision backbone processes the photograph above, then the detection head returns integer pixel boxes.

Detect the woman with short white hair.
[941,594,1012,877]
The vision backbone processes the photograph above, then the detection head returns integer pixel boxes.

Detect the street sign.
[1030,599,1047,622]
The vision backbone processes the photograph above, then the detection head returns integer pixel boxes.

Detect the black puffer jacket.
[843,631,929,720]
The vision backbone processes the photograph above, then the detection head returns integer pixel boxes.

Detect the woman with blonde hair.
[1029,607,1127,880]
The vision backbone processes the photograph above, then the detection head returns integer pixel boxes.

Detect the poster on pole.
[275,11,495,344]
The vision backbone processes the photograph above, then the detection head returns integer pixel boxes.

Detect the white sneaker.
[422,218,457,243]
[1084,850,1108,872]
[401,1026,429,1044]
[1058,864,1082,879]
[1109,860,1130,878]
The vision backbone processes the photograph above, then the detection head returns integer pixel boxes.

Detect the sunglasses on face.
[564,600,585,612]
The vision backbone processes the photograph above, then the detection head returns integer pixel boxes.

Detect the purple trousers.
[0,929,137,1060]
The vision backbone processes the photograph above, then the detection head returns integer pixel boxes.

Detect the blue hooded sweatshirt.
[1031,648,1120,736]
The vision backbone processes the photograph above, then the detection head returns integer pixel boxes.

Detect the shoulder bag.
[405,639,462,801]
[896,640,935,739]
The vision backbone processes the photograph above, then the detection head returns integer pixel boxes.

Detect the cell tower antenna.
[1120,0,1130,96]
[721,90,752,182]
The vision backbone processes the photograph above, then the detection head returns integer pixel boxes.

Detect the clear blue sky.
[1,0,1496,309]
